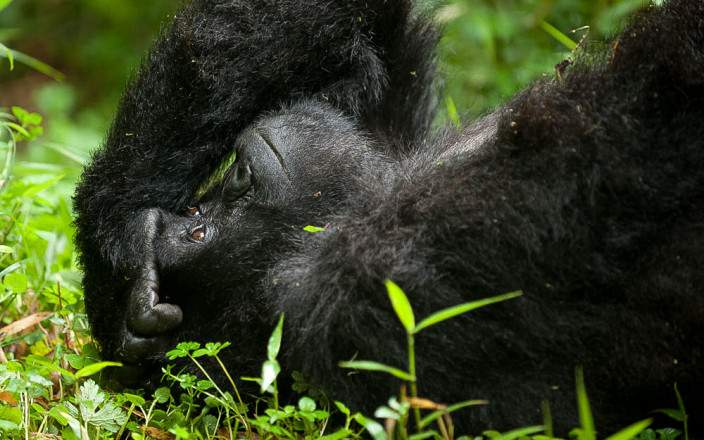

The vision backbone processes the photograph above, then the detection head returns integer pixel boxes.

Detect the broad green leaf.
[267,314,284,361]
[75,361,122,378]
[414,290,522,333]
[575,367,596,440]
[338,360,414,382]
[298,396,316,412]
[121,393,146,407]
[0,245,14,253]
[0,406,22,424]
[385,279,415,333]
[153,387,172,404]
[353,414,387,440]
[418,399,488,428]
[604,418,653,440]
[3,272,27,293]
[260,359,281,393]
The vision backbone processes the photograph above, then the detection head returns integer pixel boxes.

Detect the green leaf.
[0,43,13,70]
[338,360,414,382]
[75,361,122,378]
[414,290,522,333]
[489,425,545,440]
[298,396,316,412]
[0,245,12,254]
[21,174,63,198]
[385,279,415,333]
[304,225,326,233]
[195,149,237,200]
[267,314,284,361]
[575,367,596,440]
[409,432,439,440]
[353,414,387,440]
[3,272,27,293]
[540,20,577,50]
[654,408,684,422]
[120,393,146,407]
[334,401,351,417]
[319,429,353,440]
[166,341,200,360]
[604,418,653,440]
[445,95,461,128]
[418,399,488,428]
[0,0,13,13]
[260,359,281,394]
[1,49,65,81]
[153,387,172,404]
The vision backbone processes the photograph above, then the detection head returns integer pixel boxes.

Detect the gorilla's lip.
[255,128,291,179]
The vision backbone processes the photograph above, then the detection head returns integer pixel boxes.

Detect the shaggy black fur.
[74,0,704,433]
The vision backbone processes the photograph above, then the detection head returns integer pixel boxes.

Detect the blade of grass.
[338,360,414,382]
[576,367,596,440]
[414,291,522,333]
[540,20,577,50]
[603,418,652,440]
[385,279,415,333]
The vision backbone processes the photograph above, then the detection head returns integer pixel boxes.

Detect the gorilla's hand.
[126,265,182,337]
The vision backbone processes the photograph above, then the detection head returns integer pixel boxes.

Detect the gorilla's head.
[111,100,383,384]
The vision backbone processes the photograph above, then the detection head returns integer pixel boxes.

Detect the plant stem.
[215,354,246,408]
[407,333,421,430]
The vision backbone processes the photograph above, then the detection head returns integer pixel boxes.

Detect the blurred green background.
[0,0,648,169]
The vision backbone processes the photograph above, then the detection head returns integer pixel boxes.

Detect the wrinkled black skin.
[74,0,704,434]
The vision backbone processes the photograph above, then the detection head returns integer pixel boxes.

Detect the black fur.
[74,0,704,433]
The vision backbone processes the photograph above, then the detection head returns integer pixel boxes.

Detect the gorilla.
[74,0,704,433]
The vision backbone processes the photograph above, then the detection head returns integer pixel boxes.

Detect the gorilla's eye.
[190,225,206,242]
[186,206,201,217]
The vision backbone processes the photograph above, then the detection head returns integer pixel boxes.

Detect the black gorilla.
[74,0,704,433]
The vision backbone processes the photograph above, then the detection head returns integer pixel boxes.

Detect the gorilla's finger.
[127,266,183,336]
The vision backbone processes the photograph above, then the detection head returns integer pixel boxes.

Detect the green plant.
[340,280,522,435]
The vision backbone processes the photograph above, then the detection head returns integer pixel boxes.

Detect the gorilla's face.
[115,101,382,382]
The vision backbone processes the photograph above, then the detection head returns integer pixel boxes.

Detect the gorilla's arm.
[268,0,704,426]
[74,0,436,358]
